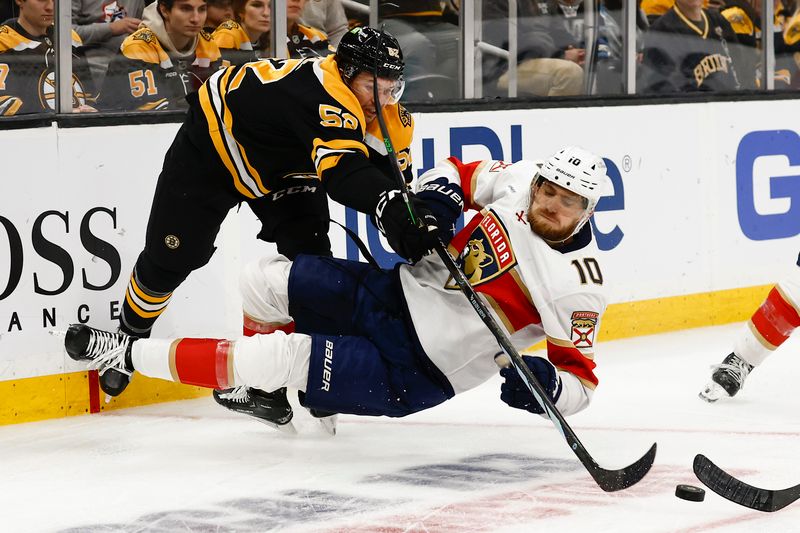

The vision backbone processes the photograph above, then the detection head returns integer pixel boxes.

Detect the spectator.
[212,0,269,63]
[359,0,461,100]
[1,0,96,115]
[300,0,347,46]
[204,0,233,32]
[641,0,723,24]
[721,0,799,88]
[493,0,586,97]
[213,0,333,61]
[72,0,144,88]
[638,0,751,93]
[97,0,223,111]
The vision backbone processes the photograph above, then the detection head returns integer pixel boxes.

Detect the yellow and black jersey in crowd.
[720,0,800,86]
[640,6,748,92]
[190,54,414,203]
[288,23,335,58]
[212,20,258,66]
[212,21,334,67]
[0,22,95,115]
[98,27,223,112]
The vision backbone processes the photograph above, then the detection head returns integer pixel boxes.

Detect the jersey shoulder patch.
[212,21,250,50]
[722,7,754,34]
[121,28,166,64]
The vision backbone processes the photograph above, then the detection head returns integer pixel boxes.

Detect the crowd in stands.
[2,0,800,116]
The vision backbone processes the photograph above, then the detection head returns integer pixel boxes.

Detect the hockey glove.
[500,355,563,415]
[375,189,440,263]
[416,178,464,244]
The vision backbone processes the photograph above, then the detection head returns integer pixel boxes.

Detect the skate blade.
[254,418,298,435]
[698,382,727,403]
[317,415,338,436]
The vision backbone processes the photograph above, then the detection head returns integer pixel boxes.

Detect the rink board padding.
[0,371,209,425]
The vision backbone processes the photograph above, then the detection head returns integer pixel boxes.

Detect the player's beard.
[528,210,576,242]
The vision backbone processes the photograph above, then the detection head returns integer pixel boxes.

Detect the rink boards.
[0,99,798,423]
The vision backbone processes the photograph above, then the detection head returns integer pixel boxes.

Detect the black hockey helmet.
[336,26,404,81]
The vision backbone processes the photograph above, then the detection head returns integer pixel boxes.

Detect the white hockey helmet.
[535,146,609,237]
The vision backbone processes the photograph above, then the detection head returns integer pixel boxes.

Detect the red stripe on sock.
[174,338,233,389]
[751,288,800,347]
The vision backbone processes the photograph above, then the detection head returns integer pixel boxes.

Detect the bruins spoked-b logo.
[38,71,90,111]
[571,311,598,348]
[164,234,180,249]
[447,211,516,288]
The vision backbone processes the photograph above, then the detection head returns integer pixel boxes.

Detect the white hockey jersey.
[399,157,608,416]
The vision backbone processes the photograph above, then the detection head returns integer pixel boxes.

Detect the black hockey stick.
[694,454,800,512]
[370,37,656,492]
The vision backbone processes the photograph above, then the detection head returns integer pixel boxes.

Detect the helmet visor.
[350,75,405,106]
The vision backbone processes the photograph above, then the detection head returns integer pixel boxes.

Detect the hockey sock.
[735,286,800,366]
[131,338,234,389]
[120,256,189,337]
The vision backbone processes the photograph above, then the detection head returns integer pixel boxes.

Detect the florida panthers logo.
[447,211,516,288]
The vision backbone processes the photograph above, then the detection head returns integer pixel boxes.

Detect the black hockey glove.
[375,189,440,263]
[500,355,563,415]
[416,178,464,244]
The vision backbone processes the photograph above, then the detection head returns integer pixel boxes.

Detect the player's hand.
[375,190,440,262]
[416,178,464,244]
[499,355,562,414]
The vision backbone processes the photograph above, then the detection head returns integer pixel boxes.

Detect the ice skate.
[308,408,338,436]
[64,324,135,396]
[699,352,754,403]
[213,386,297,434]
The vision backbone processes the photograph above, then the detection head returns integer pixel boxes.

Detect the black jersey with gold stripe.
[98,27,223,112]
[0,22,95,115]
[639,6,746,92]
[192,54,414,201]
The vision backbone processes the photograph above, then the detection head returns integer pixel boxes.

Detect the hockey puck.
[675,484,706,502]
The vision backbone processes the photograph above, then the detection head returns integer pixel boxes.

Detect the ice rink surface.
[2,323,798,533]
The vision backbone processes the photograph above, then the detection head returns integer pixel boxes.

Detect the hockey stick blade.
[586,442,657,492]
[693,454,800,512]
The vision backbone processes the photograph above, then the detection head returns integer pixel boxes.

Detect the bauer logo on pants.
[571,311,598,348]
